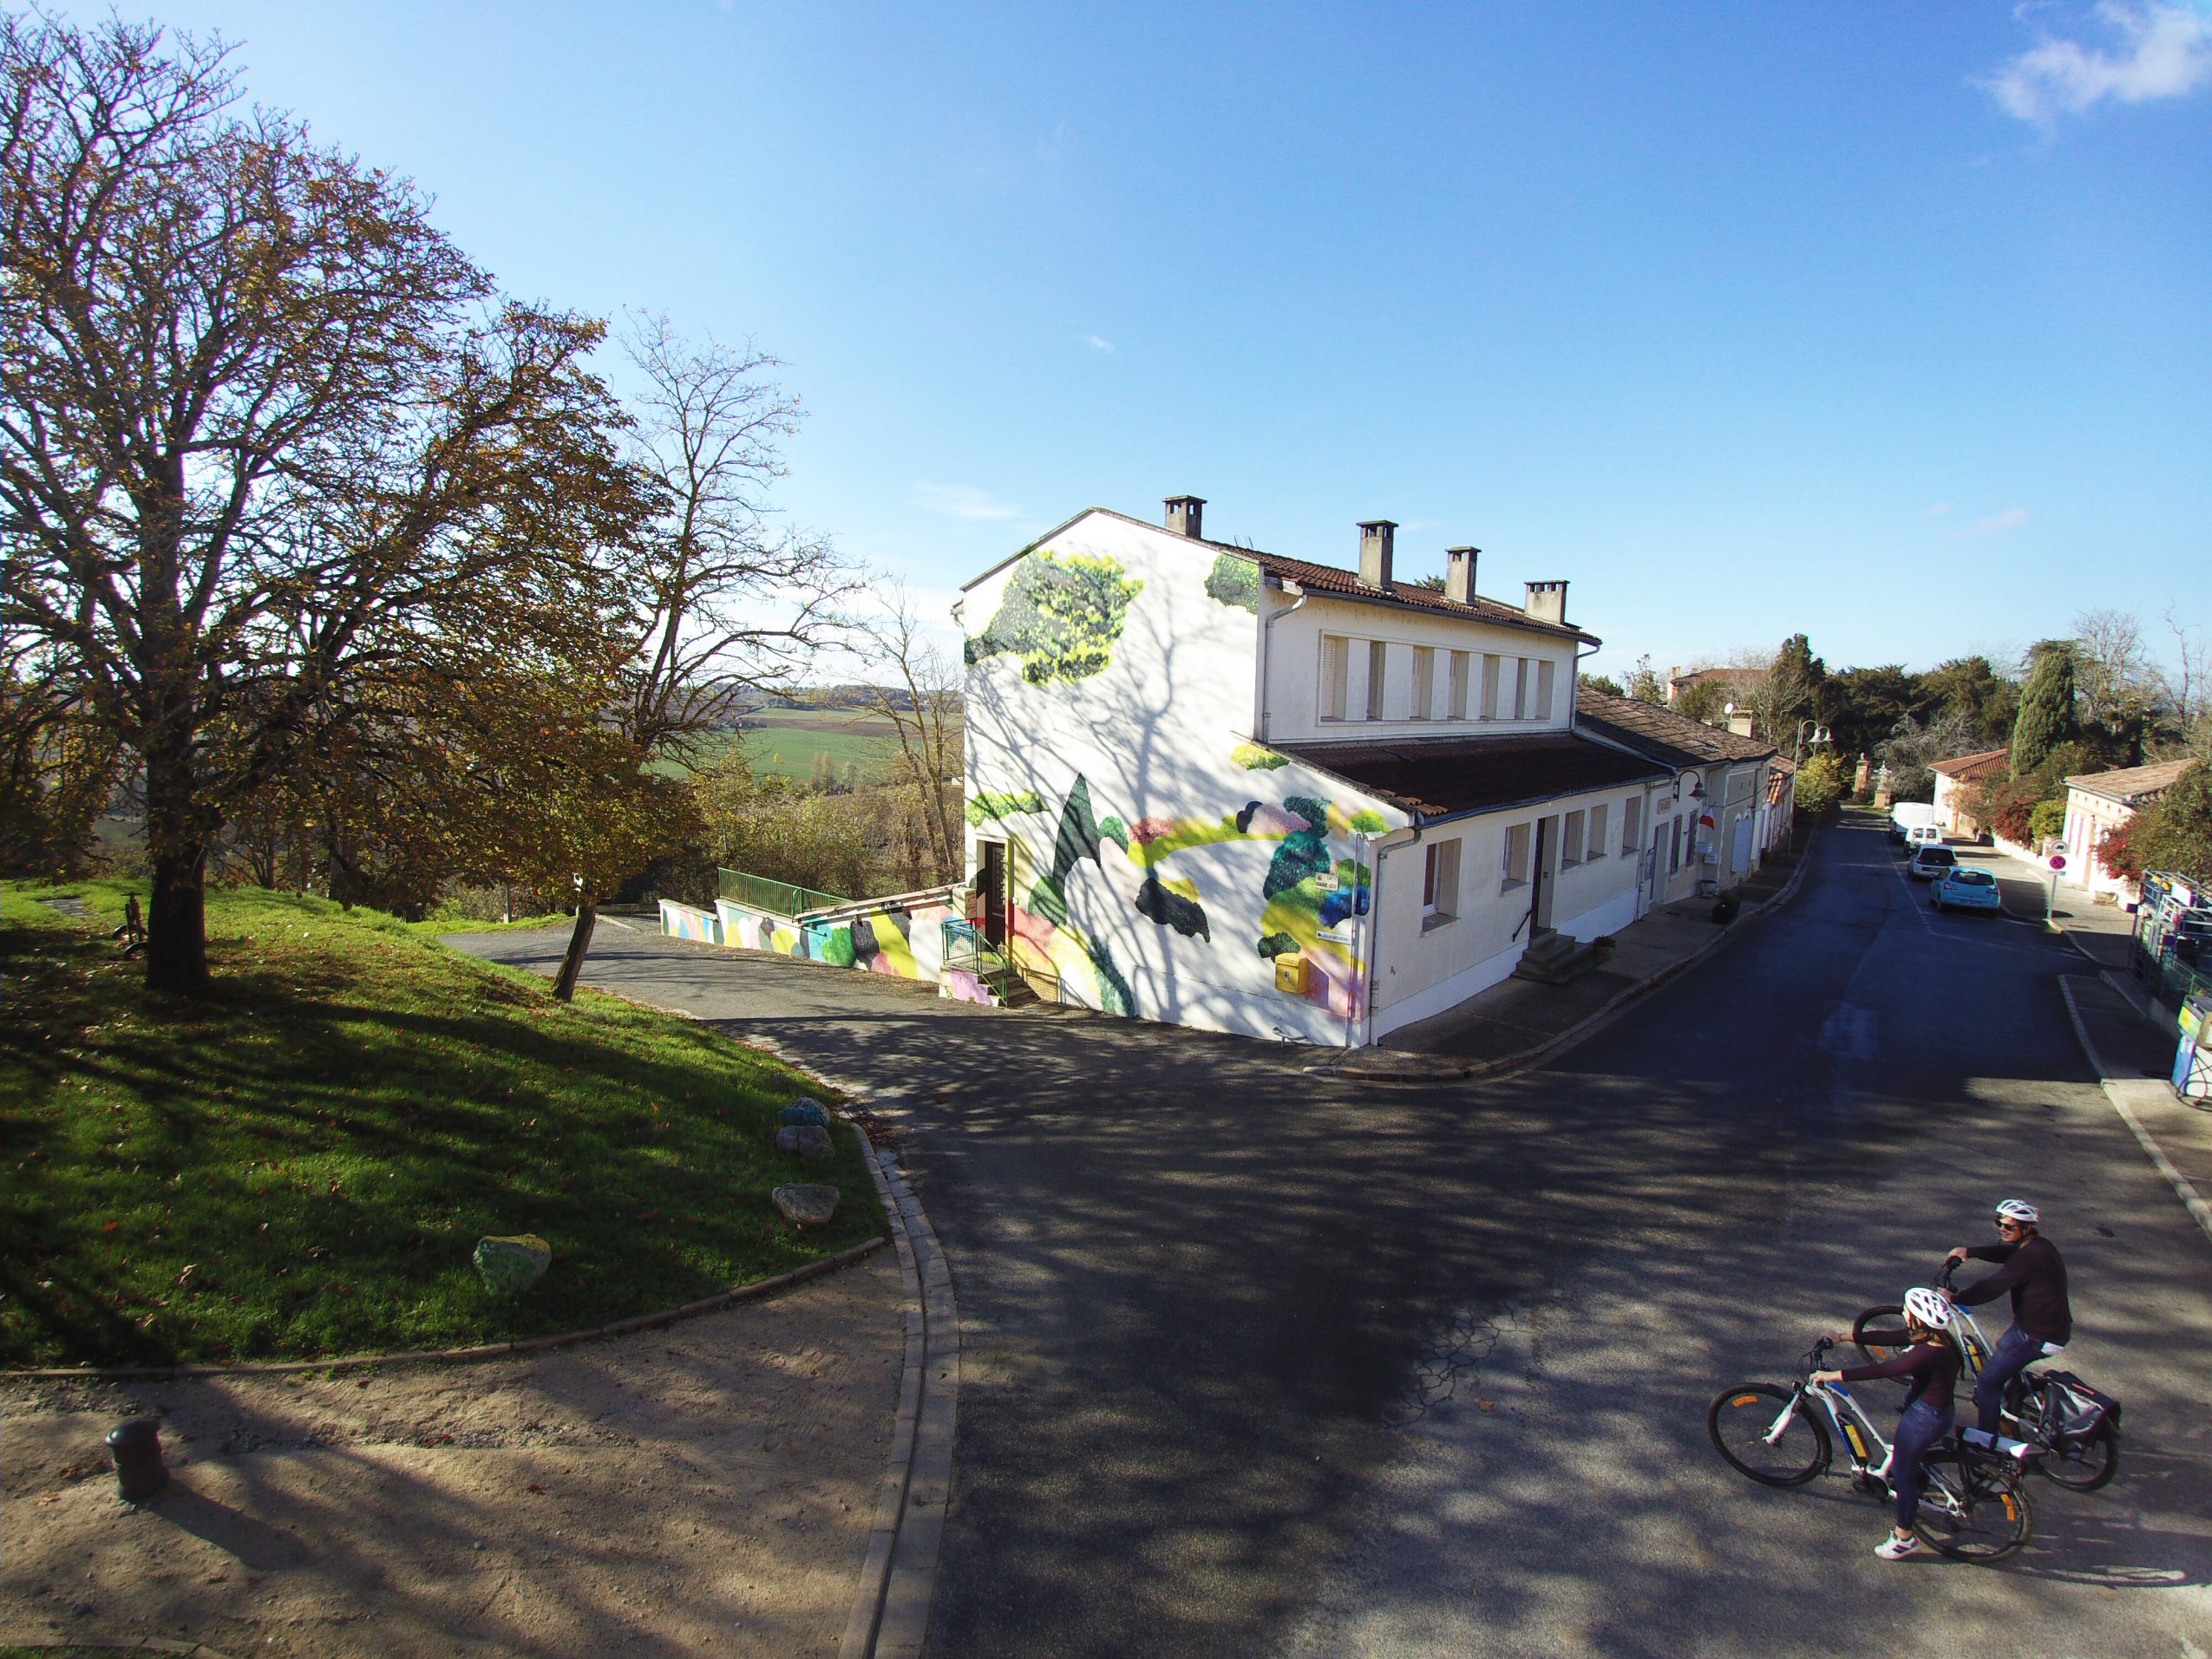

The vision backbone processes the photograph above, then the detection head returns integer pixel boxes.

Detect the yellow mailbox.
[1273,953,1310,995]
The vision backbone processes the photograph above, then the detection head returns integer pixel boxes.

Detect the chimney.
[1444,546,1478,604]
[1524,579,1567,625]
[1358,520,1397,589]
[1164,495,1205,539]
[1726,709,1756,738]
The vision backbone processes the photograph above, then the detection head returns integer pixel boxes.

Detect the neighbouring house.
[2061,759,2196,906]
[956,496,1671,1048]
[1666,665,1765,709]
[1929,748,2008,839]
[1573,689,1783,905]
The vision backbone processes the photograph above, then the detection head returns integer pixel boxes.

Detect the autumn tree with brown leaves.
[3,15,651,992]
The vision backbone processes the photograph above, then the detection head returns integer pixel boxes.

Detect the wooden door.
[978,839,1008,949]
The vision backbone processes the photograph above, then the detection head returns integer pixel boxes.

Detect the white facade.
[957,506,1654,1048]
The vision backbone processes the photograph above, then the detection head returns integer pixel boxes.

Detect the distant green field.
[655,707,959,785]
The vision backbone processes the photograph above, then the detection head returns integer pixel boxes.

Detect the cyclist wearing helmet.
[1814,1286,1960,1561]
[1947,1199,2071,1435]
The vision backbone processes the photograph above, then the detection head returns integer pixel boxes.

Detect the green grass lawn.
[0,880,887,1368]
[649,709,961,786]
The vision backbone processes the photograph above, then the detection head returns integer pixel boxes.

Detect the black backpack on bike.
[2037,1370,2122,1448]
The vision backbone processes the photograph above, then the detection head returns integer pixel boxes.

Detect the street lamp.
[1793,719,1831,768]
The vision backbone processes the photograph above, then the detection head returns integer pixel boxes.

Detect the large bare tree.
[2,15,646,991]
[861,584,963,886]
[613,312,853,757]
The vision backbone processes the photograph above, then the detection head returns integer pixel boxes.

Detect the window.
[1320,635,1349,720]
[1536,660,1556,722]
[1479,655,1502,720]
[1423,837,1461,924]
[1561,809,1586,865]
[1587,803,1608,858]
[1622,797,1642,853]
[1502,821,1532,890]
[1448,650,1471,720]
[1366,640,1388,721]
[1410,646,1436,720]
[1515,658,1535,719]
[1669,819,1682,874]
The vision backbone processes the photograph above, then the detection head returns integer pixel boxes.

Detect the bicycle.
[1850,1262,2119,1492]
[1707,1337,2035,1562]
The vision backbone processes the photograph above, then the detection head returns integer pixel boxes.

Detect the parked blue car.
[1931,865,2004,915]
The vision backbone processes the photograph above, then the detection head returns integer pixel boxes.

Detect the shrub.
[2028,798,2068,842]
[2098,817,2140,883]
[1795,750,1847,817]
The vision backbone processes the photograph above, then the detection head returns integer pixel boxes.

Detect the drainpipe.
[1569,641,1603,724]
[1257,578,1306,744]
[1351,821,1418,1048]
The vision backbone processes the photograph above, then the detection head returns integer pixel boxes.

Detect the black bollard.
[107,1418,168,1502]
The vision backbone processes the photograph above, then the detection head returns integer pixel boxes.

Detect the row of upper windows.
[1318,636,1558,725]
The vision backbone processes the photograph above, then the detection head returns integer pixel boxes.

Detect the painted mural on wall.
[658,900,723,944]
[962,512,1408,1044]
[963,551,1143,684]
[993,764,1383,1023]
[704,894,957,985]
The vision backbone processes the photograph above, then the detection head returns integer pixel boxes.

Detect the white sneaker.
[1875,1534,1921,1561]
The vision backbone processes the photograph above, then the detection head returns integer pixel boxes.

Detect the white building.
[2060,759,2193,906]
[957,497,1670,1048]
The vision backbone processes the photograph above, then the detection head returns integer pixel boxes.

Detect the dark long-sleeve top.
[1956,1236,2071,1344]
[1837,1332,1960,1413]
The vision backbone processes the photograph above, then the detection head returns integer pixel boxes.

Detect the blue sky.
[101,0,2212,681]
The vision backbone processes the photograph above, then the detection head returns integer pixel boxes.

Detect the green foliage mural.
[1232,741,1289,771]
[966,789,1044,826]
[965,551,1144,684]
[1204,552,1262,614]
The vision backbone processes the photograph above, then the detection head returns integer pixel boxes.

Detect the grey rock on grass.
[474,1233,552,1294]
[776,1124,834,1159]
[772,1184,841,1226]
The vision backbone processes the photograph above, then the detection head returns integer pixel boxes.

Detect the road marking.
[1885,852,1937,936]
[2058,976,2212,1254]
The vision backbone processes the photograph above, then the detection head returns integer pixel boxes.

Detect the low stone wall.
[684,890,962,990]
[658,899,723,944]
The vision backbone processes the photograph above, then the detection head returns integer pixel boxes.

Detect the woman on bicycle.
[1814,1286,1961,1560]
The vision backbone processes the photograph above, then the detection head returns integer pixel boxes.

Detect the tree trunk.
[141,733,212,996]
[551,897,598,1003]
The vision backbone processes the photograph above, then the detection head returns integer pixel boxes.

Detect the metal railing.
[717,868,847,919]
[2131,872,2211,1017]
[941,919,1012,1005]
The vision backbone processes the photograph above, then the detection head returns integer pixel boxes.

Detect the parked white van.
[1888,801,1939,846]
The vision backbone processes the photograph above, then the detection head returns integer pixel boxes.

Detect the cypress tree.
[2011,642,2078,779]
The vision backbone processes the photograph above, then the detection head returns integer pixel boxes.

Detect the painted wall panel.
[962,513,1409,1046]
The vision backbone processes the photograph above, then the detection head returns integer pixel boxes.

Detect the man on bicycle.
[1947,1199,2071,1435]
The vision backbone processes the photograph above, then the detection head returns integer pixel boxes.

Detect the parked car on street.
[1931,865,2003,914]
[1904,824,1946,854]
[1908,846,1959,880]
[1889,802,1939,846]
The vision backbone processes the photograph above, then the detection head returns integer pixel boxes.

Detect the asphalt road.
[451,821,2212,1658]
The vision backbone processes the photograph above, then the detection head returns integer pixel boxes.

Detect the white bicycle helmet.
[1994,1199,2040,1225]
[1904,1286,1953,1329]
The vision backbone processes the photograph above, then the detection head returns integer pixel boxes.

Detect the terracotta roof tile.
[1573,688,1777,767]
[1245,552,1595,643]
[1929,748,2009,781]
[2064,758,2196,806]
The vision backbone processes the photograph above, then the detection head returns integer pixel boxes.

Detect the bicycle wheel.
[1851,1306,1906,1370]
[1915,1448,2032,1562]
[1708,1383,1830,1486]
[2014,1381,2121,1492]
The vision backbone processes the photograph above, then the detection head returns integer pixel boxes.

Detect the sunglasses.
[1997,1219,2025,1231]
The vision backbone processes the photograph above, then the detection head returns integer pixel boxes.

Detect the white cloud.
[913,483,1021,522]
[1949,506,2031,540]
[1083,334,1115,353]
[1982,2,2212,125]
[1927,501,1953,516]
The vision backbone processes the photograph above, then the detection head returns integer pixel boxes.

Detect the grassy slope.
[650,710,963,784]
[0,880,886,1368]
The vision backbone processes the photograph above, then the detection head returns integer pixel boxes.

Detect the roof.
[1670,666,1766,689]
[1930,748,2009,781]
[1574,687,1777,769]
[1274,731,1669,823]
[1241,549,1595,644]
[959,506,1597,646]
[2065,758,2196,807]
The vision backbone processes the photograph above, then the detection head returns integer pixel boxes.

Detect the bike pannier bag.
[2039,1370,2121,1447]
